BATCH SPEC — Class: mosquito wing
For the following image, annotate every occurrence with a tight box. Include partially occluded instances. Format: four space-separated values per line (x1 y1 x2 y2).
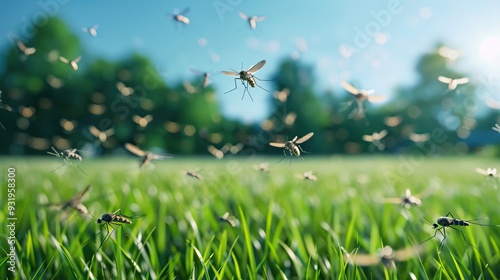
409 133 430 142
341 81 360 95
59 56 69 63
149 152 173 160
239 12 249 20
17 41 27 51
180 7 190 15
295 132 314 144
255 16 266 22
475 167 489 176
247 60 266 74
367 95 387 103
346 253 380 266
269 142 286 148
208 145 224 159
493 123 500 132
73 184 93 203
89 125 101 138
362 135 374 142
437 76 452 84
125 143 147 157
221 70 239 77
393 245 425 261
455 77 469 85
0 103 12 112
379 197 404 204
378 129 388 140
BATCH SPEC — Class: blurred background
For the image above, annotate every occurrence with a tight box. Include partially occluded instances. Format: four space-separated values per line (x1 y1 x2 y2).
1 0 500 156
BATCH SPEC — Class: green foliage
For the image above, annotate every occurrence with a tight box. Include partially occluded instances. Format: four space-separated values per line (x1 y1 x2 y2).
1 157 500 279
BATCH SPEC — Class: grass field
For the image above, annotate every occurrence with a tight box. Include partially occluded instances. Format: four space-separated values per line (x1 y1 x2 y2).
1 155 500 279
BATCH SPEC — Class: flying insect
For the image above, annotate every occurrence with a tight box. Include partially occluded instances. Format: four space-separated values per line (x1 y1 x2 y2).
222 60 268 101
269 132 314 165
125 143 172 167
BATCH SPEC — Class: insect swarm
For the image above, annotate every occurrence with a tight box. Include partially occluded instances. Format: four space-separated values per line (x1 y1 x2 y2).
222 59 268 101
269 132 314 166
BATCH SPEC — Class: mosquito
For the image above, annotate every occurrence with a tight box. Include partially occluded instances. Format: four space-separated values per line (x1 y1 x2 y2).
269 132 314 166
362 129 388 151
419 212 494 251
295 170 317 181
492 123 500 133
47 146 87 175
190 69 211 88
340 81 386 119
89 125 115 143
437 76 469 91
59 56 81 71
239 12 266 30
86 209 143 251
475 167 499 178
222 59 268 101
132 114 153 128
0 91 12 130
116 81 134 96
42 185 92 219
16 41 36 57
343 245 425 269
167 8 190 25
219 212 240 228
208 143 244 159
408 132 430 143
81 24 99 37
380 188 423 209
125 143 172 167
253 162 269 173
185 169 203 180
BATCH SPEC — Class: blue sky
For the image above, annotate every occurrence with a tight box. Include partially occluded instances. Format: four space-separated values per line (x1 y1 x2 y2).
1 0 500 123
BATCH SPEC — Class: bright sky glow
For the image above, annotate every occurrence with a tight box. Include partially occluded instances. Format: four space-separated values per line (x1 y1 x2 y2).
1 0 500 123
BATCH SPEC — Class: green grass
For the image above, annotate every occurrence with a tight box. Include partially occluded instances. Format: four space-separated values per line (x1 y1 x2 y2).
1 156 500 279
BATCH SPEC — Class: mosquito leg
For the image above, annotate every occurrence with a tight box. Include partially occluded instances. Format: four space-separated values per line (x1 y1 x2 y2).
97 224 116 252
276 155 286 164
241 81 253 101
419 228 439 245
77 162 88 176
298 145 310 154
256 83 270 92
445 212 455 219
223 78 240 95
438 228 446 252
